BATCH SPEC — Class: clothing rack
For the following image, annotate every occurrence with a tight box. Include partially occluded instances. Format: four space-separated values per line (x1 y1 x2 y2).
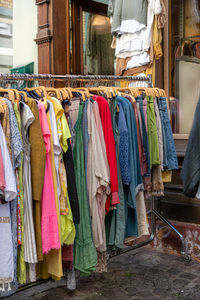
0 73 190 269
0 73 153 85
173 35 200 43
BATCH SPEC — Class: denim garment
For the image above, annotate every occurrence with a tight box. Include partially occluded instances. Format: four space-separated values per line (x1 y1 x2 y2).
117 96 142 237
180 97 200 197
117 96 142 206
136 96 151 176
106 97 126 250
116 102 131 185
158 97 178 170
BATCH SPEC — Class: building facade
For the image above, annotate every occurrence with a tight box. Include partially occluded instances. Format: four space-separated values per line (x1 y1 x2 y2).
0 0 13 73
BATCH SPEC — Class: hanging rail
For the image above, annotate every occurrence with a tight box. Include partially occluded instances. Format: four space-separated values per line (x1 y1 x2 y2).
0 73 152 83
0 72 189 262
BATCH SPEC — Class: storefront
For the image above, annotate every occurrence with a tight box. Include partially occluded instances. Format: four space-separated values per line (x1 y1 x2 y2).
0 0 200 296
34 0 200 226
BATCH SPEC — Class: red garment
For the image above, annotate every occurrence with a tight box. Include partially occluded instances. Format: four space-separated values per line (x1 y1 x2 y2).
93 95 120 210
62 245 73 270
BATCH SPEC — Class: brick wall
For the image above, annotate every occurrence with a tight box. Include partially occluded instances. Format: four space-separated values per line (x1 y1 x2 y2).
0 0 13 9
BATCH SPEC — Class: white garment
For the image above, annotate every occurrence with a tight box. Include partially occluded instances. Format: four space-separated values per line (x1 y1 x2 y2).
136 191 149 237
115 0 162 58
20 103 38 274
0 124 17 202
196 183 200 199
87 101 110 252
0 124 16 287
48 100 62 200
92 102 109 169
126 52 150 69
0 203 14 287
110 17 146 36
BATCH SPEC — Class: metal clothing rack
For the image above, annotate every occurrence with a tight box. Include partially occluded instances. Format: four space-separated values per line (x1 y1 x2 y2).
0 73 153 83
0 73 190 263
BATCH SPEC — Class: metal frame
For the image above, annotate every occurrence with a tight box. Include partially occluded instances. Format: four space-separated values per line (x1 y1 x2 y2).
108 196 190 261
0 73 153 84
0 73 189 263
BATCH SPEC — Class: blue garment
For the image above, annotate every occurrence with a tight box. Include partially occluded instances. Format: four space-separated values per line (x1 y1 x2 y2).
116 102 131 185
136 96 151 176
117 96 143 237
180 97 200 197
157 97 178 170
117 96 143 206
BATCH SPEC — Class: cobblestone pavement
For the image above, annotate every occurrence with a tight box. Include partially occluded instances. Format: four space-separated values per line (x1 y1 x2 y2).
5 248 200 300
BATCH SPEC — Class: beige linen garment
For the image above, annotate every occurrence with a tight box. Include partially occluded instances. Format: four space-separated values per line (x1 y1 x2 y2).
87 101 110 253
136 190 149 237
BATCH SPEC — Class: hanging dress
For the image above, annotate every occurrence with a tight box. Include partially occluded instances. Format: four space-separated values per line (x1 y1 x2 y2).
0 123 17 293
37 102 60 255
13 102 26 285
106 99 126 252
3 98 23 295
20 102 38 281
87 100 110 252
73 102 97 276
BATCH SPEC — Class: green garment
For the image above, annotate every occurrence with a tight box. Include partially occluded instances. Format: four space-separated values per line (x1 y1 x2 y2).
73 102 97 276
106 97 125 251
147 96 160 168
13 103 26 284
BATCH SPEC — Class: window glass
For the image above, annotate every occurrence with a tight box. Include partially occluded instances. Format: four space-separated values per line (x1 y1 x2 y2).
169 0 200 134
83 11 115 75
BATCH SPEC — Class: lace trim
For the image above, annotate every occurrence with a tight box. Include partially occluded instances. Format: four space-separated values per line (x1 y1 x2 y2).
0 217 10 223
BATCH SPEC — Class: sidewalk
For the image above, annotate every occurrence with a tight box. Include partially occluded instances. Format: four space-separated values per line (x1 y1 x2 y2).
5 248 200 300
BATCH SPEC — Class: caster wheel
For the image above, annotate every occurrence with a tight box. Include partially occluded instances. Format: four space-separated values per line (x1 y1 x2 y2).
182 253 191 262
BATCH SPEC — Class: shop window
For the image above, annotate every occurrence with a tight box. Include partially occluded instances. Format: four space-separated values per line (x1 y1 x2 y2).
83 12 115 75
70 0 115 75
169 0 200 134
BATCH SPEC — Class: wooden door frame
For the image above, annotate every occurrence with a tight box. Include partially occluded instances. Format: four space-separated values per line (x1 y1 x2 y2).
35 0 70 78
71 0 108 74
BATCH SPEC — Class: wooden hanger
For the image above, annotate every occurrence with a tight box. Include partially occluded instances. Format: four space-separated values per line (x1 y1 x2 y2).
70 88 86 101
9 88 21 102
19 91 28 103
75 87 90 98
64 87 73 99
0 88 15 103
89 86 110 99
46 87 61 100
60 88 69 100
26 86 47 98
